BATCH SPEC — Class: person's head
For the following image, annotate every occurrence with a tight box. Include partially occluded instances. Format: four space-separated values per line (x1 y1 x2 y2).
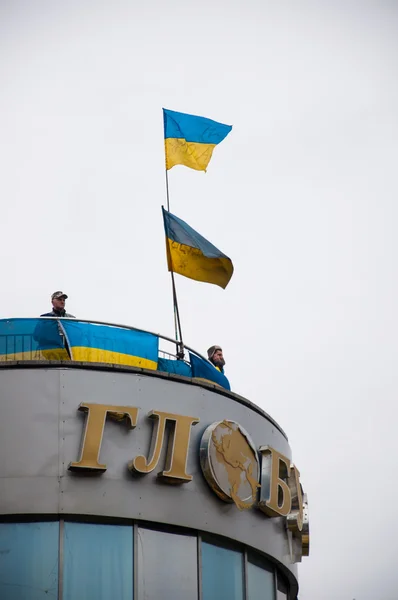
207 345 225 368
51 291 68 311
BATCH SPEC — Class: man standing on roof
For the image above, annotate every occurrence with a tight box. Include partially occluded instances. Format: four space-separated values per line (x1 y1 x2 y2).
207 345 226 374
35 291 75 360
41 291 75 318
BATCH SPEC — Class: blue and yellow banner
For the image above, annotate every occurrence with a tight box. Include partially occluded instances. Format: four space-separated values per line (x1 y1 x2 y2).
61 321 159 369
0 318 69 361
163 109 232 172
0 320 232 391
189 352 231 391
158 357 192 378
162 207 234 289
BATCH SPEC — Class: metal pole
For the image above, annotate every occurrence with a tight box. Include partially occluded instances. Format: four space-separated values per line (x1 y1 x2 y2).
164 169 184 358
171 270 184 358
165 167 171 212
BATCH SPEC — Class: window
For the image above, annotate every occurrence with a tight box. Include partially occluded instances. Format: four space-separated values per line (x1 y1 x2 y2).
63 521 133 600
136 527 197 600
247 559 274 600
0 521 59 600
202 540 244 600
0 519 288 600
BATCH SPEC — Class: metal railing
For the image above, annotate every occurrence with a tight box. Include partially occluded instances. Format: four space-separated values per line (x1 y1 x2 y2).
0 317 231 392
0 333 39 361
0 317 208 365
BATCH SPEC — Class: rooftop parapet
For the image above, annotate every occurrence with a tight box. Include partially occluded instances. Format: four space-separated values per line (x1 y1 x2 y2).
0 318 230 390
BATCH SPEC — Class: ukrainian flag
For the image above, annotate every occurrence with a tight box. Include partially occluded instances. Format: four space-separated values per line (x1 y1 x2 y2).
61 321 159 370
162 207 234 289
163 109 232 172
0 318 69 361
189 352 231 391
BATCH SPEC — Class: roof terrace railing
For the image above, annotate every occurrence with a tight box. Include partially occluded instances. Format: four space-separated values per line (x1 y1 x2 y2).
0 318 230 391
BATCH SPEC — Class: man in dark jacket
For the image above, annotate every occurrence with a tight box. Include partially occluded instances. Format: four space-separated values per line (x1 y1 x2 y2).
40 291 75 318
34 291 75 359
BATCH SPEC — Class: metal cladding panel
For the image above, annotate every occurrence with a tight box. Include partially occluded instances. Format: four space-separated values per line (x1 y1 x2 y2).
0 369 60 477
0 477 60 514
0 367 297 582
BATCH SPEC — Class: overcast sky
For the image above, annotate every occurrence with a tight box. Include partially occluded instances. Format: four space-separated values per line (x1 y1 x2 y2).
1 1 398 598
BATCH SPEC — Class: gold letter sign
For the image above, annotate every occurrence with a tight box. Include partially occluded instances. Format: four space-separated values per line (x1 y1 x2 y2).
69 403 139 472
258 446 292 517
287 464 304 533
129 410 199 483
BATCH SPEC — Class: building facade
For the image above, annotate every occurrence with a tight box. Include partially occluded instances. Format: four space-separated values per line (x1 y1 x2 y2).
0 320 309 600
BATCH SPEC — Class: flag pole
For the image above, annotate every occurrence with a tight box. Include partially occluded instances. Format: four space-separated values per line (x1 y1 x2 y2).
171 271 184 359
164 169 184 359
165 166 171 212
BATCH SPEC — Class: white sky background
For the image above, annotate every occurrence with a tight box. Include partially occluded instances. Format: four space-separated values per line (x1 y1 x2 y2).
1 1 398 598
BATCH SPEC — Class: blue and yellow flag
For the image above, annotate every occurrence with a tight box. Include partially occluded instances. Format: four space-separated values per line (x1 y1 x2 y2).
189 352 231 391
162 207 233 289
163 109 232 172
61 321 159 370
0 318 69 361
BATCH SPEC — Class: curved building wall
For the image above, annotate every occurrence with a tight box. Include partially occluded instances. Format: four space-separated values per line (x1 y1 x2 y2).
0 364 302 599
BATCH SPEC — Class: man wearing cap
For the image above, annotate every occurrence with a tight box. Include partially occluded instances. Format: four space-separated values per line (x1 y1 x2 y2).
40 291 75 318
207 345 226 374
33 292 75 360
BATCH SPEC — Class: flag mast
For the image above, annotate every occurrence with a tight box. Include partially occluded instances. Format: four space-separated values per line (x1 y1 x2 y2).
165 169 185 359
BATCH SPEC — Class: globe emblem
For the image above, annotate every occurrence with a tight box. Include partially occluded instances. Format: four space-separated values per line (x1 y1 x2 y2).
200 420 260 510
